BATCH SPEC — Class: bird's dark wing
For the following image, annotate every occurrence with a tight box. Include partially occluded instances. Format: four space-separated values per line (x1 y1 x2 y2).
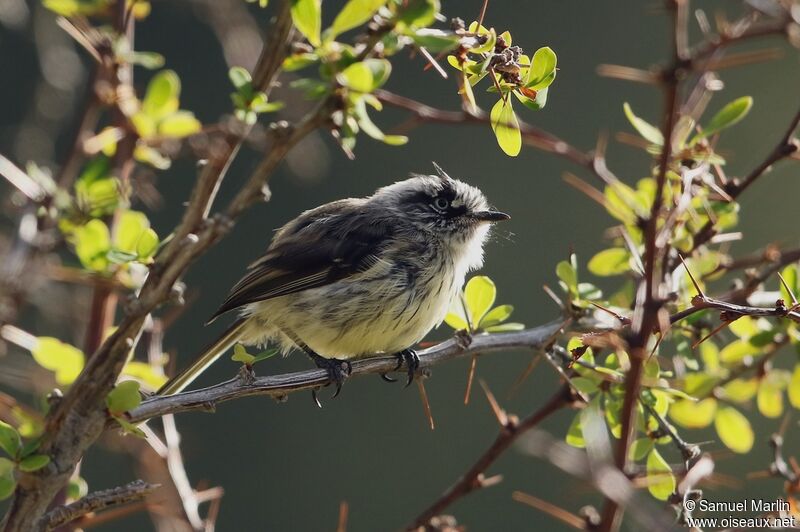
208 199 391 322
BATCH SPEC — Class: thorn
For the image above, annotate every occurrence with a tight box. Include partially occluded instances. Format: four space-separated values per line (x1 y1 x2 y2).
507 354 542 399
479 379 508 427
679 254 706 299
512 491 587 530
542 284 564 309
464 355 477 405
417 379 435 431
590 301 632 325
777 271 799 306
691 318 734 349
477 0 489 28
312 388 323 409
418 46 448 79
336 501 349 532
479 473 503 489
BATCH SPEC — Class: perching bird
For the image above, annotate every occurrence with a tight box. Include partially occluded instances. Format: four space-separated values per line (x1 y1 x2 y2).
159 163 509 403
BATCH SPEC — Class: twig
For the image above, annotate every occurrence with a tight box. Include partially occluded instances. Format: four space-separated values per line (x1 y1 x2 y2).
129 320 566 423
41 480 159 531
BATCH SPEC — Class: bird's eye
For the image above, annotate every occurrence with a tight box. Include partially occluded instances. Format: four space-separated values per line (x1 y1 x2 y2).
433 197 450 210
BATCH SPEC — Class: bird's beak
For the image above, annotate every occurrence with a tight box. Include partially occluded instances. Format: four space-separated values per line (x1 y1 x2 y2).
472 210 511 223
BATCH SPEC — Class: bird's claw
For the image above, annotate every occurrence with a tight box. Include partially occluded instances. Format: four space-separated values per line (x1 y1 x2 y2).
310 356 351 408
392 348 420 388
455 329 473 350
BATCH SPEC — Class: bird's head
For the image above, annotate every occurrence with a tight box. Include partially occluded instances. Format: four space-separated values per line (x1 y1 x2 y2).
370 163 510 245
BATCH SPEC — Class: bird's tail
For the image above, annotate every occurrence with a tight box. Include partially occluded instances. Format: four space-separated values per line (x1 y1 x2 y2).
158 318 249 396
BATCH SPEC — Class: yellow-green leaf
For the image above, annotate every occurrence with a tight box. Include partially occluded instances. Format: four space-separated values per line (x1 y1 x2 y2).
31 337 85 386
490 98 521 157
479 304 513 328
719 339 758 364
142 70 180 120
526 46 557 90
330 0 385 37
646 448 675 501
565 413 584 448
114 211 149 254
700 96 753 138
464 276 496 327
587 248 630 276
0 422 20 459
231 344 256 365
136 228 159 259
106 380 142 415
158 111 201 138
18 454 50 473
668 398 716 429
623 102 663 146
73 219 111 272
789 364 800 409
714 406 753 454
291 0 322 47
757 374 784 418
722 378 758 403
0 458 16 500
121 361 167 391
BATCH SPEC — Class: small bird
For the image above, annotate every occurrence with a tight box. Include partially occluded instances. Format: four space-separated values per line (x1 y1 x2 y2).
159 163 509 403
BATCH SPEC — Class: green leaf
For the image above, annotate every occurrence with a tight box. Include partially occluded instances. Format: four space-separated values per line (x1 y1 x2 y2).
136 228 159 259
291 0 322 47
113 417 145 438
479 305 513 329
483 322 525 332
158 111 202 138
67 476 88 500
526 46 557 90
231 344 256 365
31 337 85 386
556 260 577 294
571 377 599 395
719 339 758 364
700 96 753 138
73 219 111 272
0 458 16 500
228 66 252 92
623 103 664 146
629 438 654 462
646 448 675 501
252 348 280 364
714 406 754 454
18 454 50 473
757 373 784 418
106 380 142 415
587 248 630 276
410 29 460 53
669 398 716 428
565 413 585 448
789 364 800 409
142 71 181 120
396 0 439 29
330 0 385 37
464 276 496 327
121 361 167 391
0 422 20 459
490 98 521 156
780 264 798 305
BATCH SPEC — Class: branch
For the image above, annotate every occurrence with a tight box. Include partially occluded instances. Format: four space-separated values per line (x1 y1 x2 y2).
599 2 686 530
686 106 800 257
373 89 618 185
40 480 159 531
129 320 567 423
407 383 574 530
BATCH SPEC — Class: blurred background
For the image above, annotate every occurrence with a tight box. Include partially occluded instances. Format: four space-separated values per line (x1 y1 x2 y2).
1 0 799 530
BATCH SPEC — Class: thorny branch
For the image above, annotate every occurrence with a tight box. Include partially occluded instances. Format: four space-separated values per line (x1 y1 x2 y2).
40 479 159 531
129 320 566 423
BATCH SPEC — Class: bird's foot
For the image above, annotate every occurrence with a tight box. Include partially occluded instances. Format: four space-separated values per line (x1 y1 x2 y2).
381 348 419 387
455 329 473 350
309 354 352 408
